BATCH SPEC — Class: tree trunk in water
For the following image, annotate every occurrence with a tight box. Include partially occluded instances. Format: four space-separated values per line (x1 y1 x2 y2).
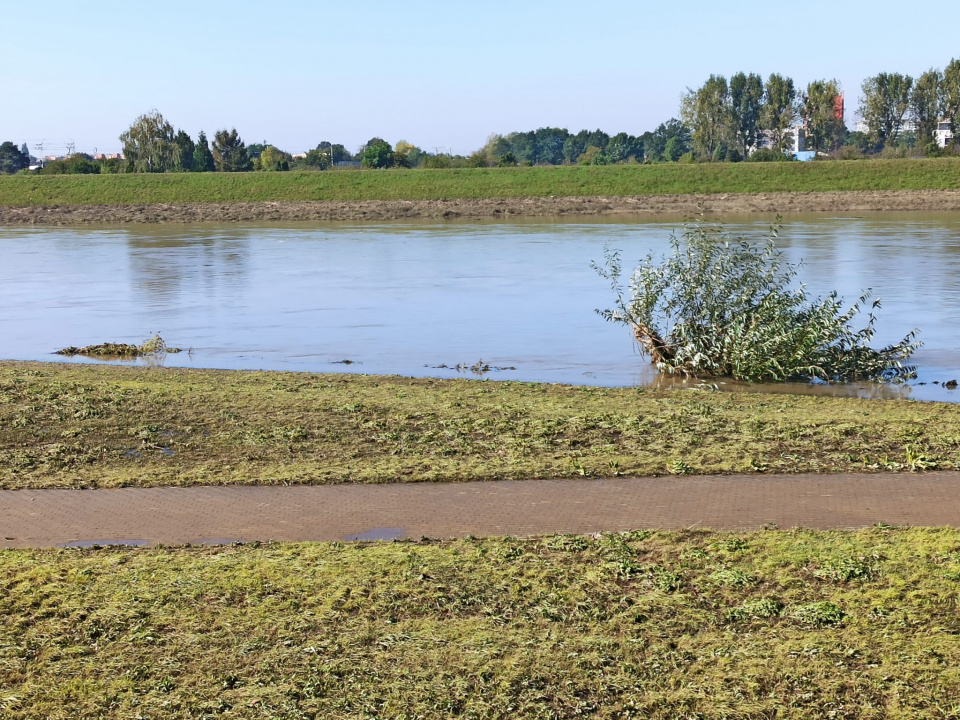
632 323 675 365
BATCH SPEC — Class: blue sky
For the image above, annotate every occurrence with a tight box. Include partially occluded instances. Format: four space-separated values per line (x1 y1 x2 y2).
3 0 956 156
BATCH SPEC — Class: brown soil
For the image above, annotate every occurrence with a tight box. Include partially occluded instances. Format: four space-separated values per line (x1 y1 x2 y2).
1 190 959 225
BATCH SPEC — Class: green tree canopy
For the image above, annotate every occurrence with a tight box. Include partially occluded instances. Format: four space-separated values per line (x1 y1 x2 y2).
944 58 960 134
0 141 29 174
804 79 846 152
41 154 101 175
859 72 914 149
641 119 690 162
605 132 642 163
258 145 291 171
681 75 731 158
212 129 252 172
119 110 178 173
192 131 215 172
911 69 944 147
729 72 764 156
761 74 798 152
172 130 195 172
361 139 394 168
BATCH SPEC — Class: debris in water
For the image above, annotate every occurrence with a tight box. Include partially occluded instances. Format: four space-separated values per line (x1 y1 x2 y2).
56 334 182 359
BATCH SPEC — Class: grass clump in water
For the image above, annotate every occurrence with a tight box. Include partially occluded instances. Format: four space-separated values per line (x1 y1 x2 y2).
56 334 182 359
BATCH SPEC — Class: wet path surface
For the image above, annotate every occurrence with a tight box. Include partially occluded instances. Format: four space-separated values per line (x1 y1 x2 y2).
3 472 960 548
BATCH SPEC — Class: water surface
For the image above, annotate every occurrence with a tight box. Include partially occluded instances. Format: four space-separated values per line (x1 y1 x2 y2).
2 213 959 401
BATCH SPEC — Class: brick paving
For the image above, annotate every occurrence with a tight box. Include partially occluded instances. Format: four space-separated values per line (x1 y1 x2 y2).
3 472 960 549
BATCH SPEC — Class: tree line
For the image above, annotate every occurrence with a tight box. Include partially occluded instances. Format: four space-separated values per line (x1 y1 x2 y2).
681 73 846 160
858 60 960 152
3 62 959 177
679 58 960 161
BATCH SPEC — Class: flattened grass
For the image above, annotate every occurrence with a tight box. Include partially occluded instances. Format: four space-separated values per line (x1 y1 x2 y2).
2 361 960 490
4 528 960 718
1 159 959 207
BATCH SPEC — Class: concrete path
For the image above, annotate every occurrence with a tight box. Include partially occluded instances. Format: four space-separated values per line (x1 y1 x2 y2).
3 472 960 548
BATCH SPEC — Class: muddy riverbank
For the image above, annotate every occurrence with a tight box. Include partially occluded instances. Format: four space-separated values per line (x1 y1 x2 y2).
2 189 959 224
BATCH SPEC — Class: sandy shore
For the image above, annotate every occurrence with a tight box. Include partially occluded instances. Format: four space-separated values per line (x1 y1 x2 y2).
2 190 960 224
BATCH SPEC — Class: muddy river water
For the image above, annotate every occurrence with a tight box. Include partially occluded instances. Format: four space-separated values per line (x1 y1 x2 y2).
2 213 959 402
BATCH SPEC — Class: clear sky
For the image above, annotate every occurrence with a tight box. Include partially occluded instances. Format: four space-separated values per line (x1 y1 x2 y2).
2 0 956 156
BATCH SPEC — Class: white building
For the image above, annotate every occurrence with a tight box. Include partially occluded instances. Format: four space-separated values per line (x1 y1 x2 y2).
936 120 954 148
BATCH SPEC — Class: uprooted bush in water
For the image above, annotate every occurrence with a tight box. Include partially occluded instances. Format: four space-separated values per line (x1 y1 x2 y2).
56 334 182 359
594 220 920 383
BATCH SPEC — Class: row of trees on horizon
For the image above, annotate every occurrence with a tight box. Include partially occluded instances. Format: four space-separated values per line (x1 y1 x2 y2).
1 57 958 175
681 59 960 161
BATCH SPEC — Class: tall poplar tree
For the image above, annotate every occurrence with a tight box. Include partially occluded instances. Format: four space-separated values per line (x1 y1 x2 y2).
761 74 797 152
911 69 944 147
804 79 846 152
192 131 215 172
859 72 914 148
944 58 960 135
729 72 764 157
681 74 730 158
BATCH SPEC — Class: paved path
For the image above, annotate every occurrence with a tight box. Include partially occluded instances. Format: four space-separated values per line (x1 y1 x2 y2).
3 472 960 548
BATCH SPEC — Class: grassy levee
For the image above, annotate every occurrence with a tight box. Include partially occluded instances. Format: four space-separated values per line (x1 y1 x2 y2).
5 528 960 717
2 361 959 490
2 158 960 206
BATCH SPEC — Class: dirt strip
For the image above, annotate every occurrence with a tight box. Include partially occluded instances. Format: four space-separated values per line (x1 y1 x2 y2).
2 472 958 548
2 189 960 224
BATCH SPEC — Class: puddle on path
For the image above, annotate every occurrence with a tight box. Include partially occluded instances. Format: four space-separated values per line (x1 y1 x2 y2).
186 537 247 545
344 527 406 541
59 538 150 548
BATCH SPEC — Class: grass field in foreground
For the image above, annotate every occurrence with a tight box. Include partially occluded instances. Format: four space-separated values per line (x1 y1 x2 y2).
1 159 959 207
4 528 960 718
2 361 959 490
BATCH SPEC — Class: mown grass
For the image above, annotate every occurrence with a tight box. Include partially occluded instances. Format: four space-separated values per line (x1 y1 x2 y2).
1 159 959 206
4 528 960 718
2 361 959 490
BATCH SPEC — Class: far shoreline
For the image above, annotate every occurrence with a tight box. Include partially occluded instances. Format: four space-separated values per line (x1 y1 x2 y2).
2 189 960 225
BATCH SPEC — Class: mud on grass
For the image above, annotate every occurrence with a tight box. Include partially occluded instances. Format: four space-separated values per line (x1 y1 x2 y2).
2 361 960 489
3 527 960 718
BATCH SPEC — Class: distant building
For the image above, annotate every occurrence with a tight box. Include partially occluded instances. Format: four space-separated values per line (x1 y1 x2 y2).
787 126 805 153
936 120 954 148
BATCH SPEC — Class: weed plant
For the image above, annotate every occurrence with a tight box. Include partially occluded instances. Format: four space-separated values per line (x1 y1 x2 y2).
596 221 920 382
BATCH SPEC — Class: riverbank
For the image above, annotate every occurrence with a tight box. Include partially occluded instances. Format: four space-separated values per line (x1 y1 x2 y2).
2 361 959 490
1 160 959 223
5 527 960 717
2 189 960 224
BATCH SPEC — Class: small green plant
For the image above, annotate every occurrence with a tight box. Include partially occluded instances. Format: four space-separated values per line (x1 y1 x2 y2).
726 597 784 621
813 555 880 583
790 601 847 627
595 220 920 383
710 568 757 587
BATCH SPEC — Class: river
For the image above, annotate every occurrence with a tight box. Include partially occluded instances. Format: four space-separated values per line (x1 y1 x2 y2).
2 213 958 401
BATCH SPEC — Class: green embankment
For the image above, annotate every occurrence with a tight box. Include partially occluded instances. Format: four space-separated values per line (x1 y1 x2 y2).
1 362 958 490
4 528 960 718
1 159 959 206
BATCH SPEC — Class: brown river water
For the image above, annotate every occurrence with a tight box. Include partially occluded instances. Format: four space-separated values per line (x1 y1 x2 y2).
2 213 959 402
